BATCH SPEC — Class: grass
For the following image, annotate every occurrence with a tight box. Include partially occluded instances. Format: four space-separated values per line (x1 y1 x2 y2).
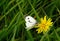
0 0 60 41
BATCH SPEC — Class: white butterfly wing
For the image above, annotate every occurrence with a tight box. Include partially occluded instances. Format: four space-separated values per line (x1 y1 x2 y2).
25 16 37 30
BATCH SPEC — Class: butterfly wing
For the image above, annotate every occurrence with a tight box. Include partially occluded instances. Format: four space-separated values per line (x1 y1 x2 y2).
25 16 37 30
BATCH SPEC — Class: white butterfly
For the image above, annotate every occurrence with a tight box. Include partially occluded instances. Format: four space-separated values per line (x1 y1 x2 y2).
25 16 37 31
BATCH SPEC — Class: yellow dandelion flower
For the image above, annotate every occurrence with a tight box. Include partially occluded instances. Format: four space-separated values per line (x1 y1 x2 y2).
36 16 53 34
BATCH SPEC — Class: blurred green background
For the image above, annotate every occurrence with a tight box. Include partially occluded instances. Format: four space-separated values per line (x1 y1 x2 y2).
0 0 60 41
